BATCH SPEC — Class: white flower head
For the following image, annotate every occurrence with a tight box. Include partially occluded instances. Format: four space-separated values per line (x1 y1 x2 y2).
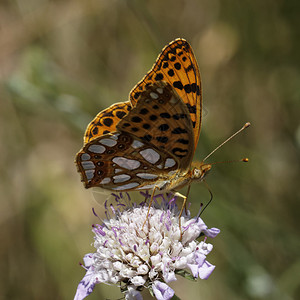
74 192 220 300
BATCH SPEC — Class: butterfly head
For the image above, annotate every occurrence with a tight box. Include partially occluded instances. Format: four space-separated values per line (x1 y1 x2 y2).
190 161 211 182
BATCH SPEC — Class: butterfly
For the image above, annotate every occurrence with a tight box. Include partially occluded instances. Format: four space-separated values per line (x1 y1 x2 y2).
76 39 212 193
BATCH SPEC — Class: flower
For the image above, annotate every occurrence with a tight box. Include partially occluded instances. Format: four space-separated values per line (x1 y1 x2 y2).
74 192 220 300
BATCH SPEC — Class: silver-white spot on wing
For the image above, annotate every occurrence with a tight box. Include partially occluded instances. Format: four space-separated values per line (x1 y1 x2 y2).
112 182 140 190
170 96 179 104
139 149 160 164
85 170 95 180
88 144 105 154
150 92 158 99
132 140 144 149
136 173 158 180
156 87 163 94
115 169 123 174
112 157 141 170
113 174 131 183
136 184 156 190
81 153 91 161
99 138 117 147
110 133 120 140
81 161 95 170
100 177 111 184
165 158 176 168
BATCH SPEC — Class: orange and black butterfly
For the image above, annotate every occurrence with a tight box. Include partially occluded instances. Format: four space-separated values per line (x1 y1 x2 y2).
76 39 212 192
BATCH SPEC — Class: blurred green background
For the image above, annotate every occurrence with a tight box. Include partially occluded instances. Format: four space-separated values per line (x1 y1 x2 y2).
1 0 299 299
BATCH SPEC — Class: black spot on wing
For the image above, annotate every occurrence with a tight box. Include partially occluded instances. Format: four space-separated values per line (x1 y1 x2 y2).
185 63 194 72
168 69 175 77
191 83 197 93
172 127 188 134
141 134 152 142
139 108 149 115
156 136 168 143
184 84 192 93
92 127 98 135
155 73 164 81
149 115 158 121
134 92 140 99
177 138 189 145
158 124 169 131
160 113 171 118
173 113 187 120
131 116 142 123
172 147 188 158
174 62 181 70
103 118 113 127
186 103 196 114
116 111 127 119
173 81 184 90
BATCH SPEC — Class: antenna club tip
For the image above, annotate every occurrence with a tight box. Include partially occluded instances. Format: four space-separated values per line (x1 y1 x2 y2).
244 122 251 128
242 158 249 162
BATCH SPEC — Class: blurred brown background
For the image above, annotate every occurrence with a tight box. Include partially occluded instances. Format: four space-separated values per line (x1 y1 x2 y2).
1 0 299 299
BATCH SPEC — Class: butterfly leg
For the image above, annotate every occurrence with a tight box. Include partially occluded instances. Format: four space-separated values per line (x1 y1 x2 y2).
174 184 191 238
142 185 159 229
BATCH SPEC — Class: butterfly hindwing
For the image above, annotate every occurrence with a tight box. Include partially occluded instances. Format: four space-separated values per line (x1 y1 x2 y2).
76 131 179 191
130 39 202 152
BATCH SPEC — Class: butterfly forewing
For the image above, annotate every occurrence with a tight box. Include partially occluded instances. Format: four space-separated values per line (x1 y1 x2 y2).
118 81 194 170
130 39 202 151
84 101 131 144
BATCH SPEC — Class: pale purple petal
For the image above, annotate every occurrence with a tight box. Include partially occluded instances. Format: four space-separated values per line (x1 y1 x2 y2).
152 281 174 300
82 254 94 267
187 263 199 278
195 252 206 264
203 227 220 238
198 261 215 279
125 286 143 300
195 218 208 231
74 268 96 300
163 270 177 283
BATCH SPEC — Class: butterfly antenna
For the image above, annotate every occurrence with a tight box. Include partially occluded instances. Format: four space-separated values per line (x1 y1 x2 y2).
197 180 213 218
203 122 251 162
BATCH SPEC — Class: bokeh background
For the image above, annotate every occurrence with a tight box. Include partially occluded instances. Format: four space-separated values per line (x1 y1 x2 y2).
1 0 299 299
